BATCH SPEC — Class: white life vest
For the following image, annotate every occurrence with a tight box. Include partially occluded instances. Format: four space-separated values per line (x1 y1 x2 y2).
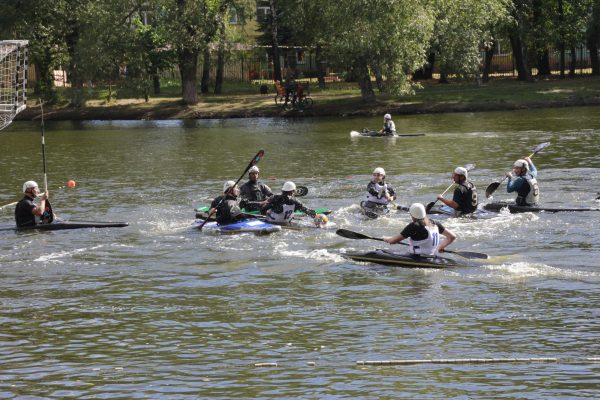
409 224 440 256
266 203 296 223
366 182 389 205
516 175 539 206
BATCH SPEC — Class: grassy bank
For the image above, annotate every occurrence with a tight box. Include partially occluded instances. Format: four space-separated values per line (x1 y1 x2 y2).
17 76 600 121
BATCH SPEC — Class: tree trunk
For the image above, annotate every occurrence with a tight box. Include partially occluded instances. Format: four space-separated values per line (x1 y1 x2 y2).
214 20 226 94
201 47 210 94
355 60 375 102
269 0 282 82
590 40 599 76
153 73 160 95
372 58 385 92
65 19 84 107
178 47 198 105
509 32 531 81
569 46 577 76
536 49 551 77
413 51 435 80
482 40 496 83
559 43 566 78
316 44 325 88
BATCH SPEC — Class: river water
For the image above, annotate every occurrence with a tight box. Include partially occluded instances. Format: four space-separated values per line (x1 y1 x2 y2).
1 107 599 398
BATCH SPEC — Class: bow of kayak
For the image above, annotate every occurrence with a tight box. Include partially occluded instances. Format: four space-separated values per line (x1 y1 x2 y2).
193 219 282 235
483 202 600 213
0 221 129 232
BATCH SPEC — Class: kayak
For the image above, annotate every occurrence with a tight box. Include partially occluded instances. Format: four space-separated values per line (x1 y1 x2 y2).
350 129 425 138
483 202 600 213
396 204 496 219
194 206 331 221
343 249 461 268
360 201 389 219
193 219 282 235
0 221 129 232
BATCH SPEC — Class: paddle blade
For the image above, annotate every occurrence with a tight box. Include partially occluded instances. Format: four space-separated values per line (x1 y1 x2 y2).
425 201 436 212
336 228 383 241
295 185 308 197
532 142 550 154
446 249 489 260
485 181 501 198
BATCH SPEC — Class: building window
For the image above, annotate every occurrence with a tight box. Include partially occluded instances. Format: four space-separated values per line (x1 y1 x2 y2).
257 6 270 22
229 8 238 24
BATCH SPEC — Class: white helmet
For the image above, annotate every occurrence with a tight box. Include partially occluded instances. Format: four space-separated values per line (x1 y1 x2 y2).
454 167 468 178
23 180 38 193
513 159 529 170
384 113 391 120
223 180 236 192
282 181 296 192
409 203 426 219
373 167 386 176
249 166 259 174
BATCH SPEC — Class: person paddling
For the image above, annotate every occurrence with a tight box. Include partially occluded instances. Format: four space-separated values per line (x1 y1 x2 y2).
436 167 478 216
15 181 51 227
263 181 316 224
379 113 396 136
365 167 396 206
506 157 539 206
239 166 273 212
383 203 456 256
209 181 249 225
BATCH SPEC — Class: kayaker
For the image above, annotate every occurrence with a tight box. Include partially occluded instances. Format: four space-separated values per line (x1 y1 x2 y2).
383 203 456 256
14 180 50 227
365 167 396 206
436 166 478 215
506 157 539 206
239 166 273 211
209 181 249 225
379 114 396 136
263 181 316 224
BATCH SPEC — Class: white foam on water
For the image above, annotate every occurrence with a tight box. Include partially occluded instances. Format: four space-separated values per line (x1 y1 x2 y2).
479 261 600 280
34 244 105 263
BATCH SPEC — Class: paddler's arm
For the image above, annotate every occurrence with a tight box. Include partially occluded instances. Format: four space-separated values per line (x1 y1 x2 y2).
437 187 459 209
33 190 49 216
384 233 406 244
437 225 456 253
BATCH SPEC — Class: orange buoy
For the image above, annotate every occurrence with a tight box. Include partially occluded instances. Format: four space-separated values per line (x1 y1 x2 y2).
67 180 76 188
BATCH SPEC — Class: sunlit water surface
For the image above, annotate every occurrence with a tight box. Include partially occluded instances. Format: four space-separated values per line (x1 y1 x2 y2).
1 107 599 398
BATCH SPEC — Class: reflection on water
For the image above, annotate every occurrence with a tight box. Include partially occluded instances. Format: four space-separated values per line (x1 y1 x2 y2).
1 107 599 398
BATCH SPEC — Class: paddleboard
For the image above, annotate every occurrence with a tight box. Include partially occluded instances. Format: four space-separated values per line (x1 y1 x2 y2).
0 221 129 232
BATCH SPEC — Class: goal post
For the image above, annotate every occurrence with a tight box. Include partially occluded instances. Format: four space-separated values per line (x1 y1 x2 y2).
0 40 28 131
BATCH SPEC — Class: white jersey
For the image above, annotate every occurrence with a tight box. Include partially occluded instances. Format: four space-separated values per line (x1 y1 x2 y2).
366 182 390 205
409 224 440 256
266 203 296 223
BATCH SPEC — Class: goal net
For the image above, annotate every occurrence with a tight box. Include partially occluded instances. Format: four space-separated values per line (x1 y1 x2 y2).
0 40 28 131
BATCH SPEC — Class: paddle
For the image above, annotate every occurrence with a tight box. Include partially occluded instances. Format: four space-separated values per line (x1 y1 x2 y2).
425 164 475 212
335 228 489 260
485 142 550 198
0 201 18 211
39 101 54 224
197 150 265 231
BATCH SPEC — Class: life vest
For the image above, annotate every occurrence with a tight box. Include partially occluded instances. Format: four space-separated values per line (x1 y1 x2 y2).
366 182 390 205
457 181 478 214
383 121 395 134
409 224 440 256
515 174 539 206
266 203 296 223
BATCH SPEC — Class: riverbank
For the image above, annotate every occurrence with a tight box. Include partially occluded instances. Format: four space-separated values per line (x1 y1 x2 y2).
16 76 600 121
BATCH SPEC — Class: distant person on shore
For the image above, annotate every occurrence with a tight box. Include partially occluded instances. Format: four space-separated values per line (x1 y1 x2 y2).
263 181 316 224
384 203 456 256
209 181 249 225
284 69 297 106
436 166 478 215
506 157 539 206
365 167 396 206
379 113 396 136
240 166 273 212
15 181 50 227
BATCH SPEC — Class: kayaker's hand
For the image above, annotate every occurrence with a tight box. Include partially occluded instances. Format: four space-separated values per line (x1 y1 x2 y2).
437 194 444 201
505 172 513 178
383 236 392 244
40 191 49 201
438 247 445 253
